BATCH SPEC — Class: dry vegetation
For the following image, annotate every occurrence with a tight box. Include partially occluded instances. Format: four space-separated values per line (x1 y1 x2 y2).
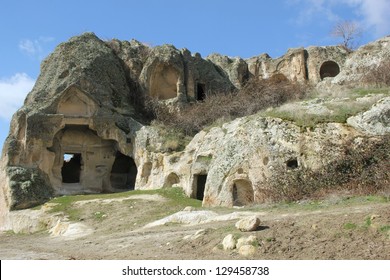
144 76 307 136
262 136 390 202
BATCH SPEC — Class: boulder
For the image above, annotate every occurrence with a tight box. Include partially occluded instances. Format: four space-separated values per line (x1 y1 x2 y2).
238 245 257 257
236 235 258 249
222 234 237 250
235 216 261 232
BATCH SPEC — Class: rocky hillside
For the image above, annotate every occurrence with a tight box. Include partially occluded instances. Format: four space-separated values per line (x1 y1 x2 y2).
1 33 389 231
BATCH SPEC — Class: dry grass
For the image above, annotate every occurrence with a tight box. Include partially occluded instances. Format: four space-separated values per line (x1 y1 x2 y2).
145 77 307 136
261 136 390 202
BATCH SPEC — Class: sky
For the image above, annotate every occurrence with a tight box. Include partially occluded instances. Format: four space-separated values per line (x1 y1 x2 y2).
1 0 390 150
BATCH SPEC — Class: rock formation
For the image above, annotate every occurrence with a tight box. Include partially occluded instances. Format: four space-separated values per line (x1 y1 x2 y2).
1 33 389 230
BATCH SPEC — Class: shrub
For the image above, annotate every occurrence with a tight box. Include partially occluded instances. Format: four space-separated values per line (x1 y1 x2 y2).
144 78 307 136
262 136 390 202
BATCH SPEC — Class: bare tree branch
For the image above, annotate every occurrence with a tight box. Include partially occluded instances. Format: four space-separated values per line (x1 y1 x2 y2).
331 20 363 51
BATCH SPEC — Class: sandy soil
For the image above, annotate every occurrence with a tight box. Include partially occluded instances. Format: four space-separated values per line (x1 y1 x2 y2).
0 194 389 260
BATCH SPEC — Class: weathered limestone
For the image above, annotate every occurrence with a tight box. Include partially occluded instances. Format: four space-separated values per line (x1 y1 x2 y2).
222 234 237 250
236 235 258 249
1 32 389 232
347 97 390 135
238 245 257 257
332 36 390 86
235 217 261 232
207 54 249 89
246 46 347 85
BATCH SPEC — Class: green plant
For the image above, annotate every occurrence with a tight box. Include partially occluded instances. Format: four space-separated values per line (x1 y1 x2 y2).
265 237 276 242
353 87 390 96
93 211 107 220
380 225 390 233
46 188 202 222
364 217 372 228
344 223 357 230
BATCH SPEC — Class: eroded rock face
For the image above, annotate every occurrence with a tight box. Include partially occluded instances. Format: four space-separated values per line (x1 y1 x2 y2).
347 97 390 135
0 34 138 214
246 46 347 84
0 33 389 229
329 36 390 87
134 109 388 208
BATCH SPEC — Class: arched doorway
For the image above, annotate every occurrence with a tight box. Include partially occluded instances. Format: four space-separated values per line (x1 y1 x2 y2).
320 61 340 79
232 179 254 206
110 152 137 190
164 173 180 188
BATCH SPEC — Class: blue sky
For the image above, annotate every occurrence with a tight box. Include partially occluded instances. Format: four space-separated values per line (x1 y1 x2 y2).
1 0 390 150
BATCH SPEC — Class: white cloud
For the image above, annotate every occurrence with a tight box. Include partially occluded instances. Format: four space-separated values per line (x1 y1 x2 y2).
347 0 390 36
19 39 41 55
290 0 390 37
0 73 35 121
289 0 341 24
19 37 55 58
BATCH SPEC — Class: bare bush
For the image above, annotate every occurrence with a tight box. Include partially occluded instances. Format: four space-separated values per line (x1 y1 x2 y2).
264 136 390 202
145 78 307 136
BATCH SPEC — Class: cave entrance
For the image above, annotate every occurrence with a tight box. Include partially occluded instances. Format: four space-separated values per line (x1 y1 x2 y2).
164 173 180 188
232 179 254 206
110 152 137 190
194 174 207 200
196 83 206 101
62 153 82 183
320 61 340 79
286 158 299 169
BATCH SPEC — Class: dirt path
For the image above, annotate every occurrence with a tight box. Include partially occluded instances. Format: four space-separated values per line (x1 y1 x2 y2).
0 195 389 260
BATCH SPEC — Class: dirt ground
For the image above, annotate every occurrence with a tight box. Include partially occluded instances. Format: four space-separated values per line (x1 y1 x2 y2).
0 193 389 260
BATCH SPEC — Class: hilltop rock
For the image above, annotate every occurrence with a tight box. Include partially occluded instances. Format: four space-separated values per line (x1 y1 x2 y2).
332 36 390 86
247 46 347 84
207 54 249 89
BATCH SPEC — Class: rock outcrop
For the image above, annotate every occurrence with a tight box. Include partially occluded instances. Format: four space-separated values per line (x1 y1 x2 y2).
1 33 389 231
246 46 348 84
347 97 390 135
328 36 390 86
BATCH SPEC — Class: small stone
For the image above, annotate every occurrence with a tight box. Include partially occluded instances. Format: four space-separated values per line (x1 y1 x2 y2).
222 234 236 250
235 216 261 232
183 206 196 212
370 214 380 220
238 245 257 256
236 235 258 249
183 229 206 240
